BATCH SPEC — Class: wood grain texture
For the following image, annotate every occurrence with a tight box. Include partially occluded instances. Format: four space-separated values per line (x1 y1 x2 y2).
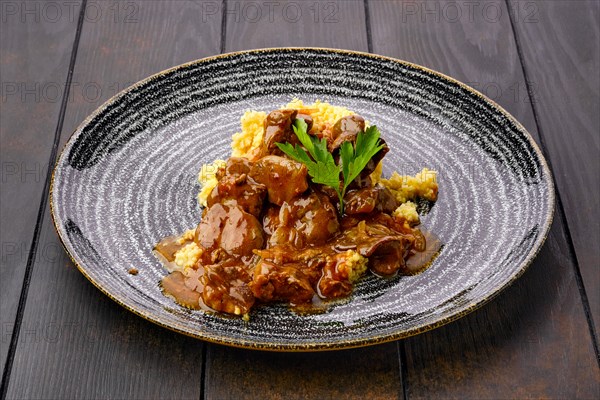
224 0 369 51
0 4 80 380
508 0 600 334
57 0 223 148
205 343 402 400
5 1 222 398
403 217 600 399
368 0 600 398
7 206 205 400
4 0 598 398
203 2 405 400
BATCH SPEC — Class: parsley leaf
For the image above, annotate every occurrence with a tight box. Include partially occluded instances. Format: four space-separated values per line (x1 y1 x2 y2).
276 118 384 214
341 126 385 191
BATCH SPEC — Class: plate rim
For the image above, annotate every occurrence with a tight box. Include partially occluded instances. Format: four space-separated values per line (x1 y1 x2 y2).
49 47 556 351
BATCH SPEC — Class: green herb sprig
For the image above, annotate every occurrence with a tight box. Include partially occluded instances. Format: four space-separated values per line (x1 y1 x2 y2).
276 118 384 214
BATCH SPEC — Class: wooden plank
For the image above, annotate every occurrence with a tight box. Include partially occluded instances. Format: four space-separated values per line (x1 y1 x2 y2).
205 344 402 400
403 218 600 399
0 2 80 381
8 206 206 400
368 0 600 398
508 0 600 335
224 0 369 51
5 1 222 398
205 2 405 400
57 0 223 146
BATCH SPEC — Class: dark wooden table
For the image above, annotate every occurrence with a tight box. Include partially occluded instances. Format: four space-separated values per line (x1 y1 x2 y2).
1 1 599 398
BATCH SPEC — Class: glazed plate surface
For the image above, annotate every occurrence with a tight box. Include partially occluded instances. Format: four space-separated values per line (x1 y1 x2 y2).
51 48 554 350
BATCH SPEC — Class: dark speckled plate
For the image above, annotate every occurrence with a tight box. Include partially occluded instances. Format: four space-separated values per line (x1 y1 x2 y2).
50 48 554 351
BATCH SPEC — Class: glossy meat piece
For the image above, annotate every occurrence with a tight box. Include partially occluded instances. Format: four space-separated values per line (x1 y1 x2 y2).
262 109 298 155
210 157 267 217
262 205 280 236
360 138 389 177
334 220 414 276
344 188 377 215
251 259 315 304
376 185 398 213
318 258 354 299
296 112 313 132
269 192 340 248
215 157 253 180
340 211 399 230
254 243 305 264
318 250 368 299
254 244 366 300
330 115 365 148
207 173 266 217
310 175 372 209
195 203 264 264
344 185 398 215
310 183 342 207
366 240 406 276
340 212 426 252
377 213 426 249
200 259 255 315
328 115 366 153
327 115 389 180
250 155 309 206
254 244 326 284
330 132 358 154
334 114 365 135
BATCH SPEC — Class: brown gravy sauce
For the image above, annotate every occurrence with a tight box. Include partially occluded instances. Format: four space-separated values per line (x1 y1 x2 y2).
155 229 442 315
160 271 201 310
404 230 443 275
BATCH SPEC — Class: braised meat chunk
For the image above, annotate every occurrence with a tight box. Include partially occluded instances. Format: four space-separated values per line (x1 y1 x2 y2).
158 104 440 319
201 259 255 315
195 203 264 264
261 109 298 156
250 155 309 206
335 221 415 277
208 157 267 217
216 157 253 179
268 192 339 248
329 115 366 153
344 185 398 215
208 174 266 218
251 260 316 304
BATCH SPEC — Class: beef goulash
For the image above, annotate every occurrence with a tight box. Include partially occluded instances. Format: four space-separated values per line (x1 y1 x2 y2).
154 100 440 320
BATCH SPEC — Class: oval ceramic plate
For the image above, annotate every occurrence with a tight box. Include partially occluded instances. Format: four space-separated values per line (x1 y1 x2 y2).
51 48 554 351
